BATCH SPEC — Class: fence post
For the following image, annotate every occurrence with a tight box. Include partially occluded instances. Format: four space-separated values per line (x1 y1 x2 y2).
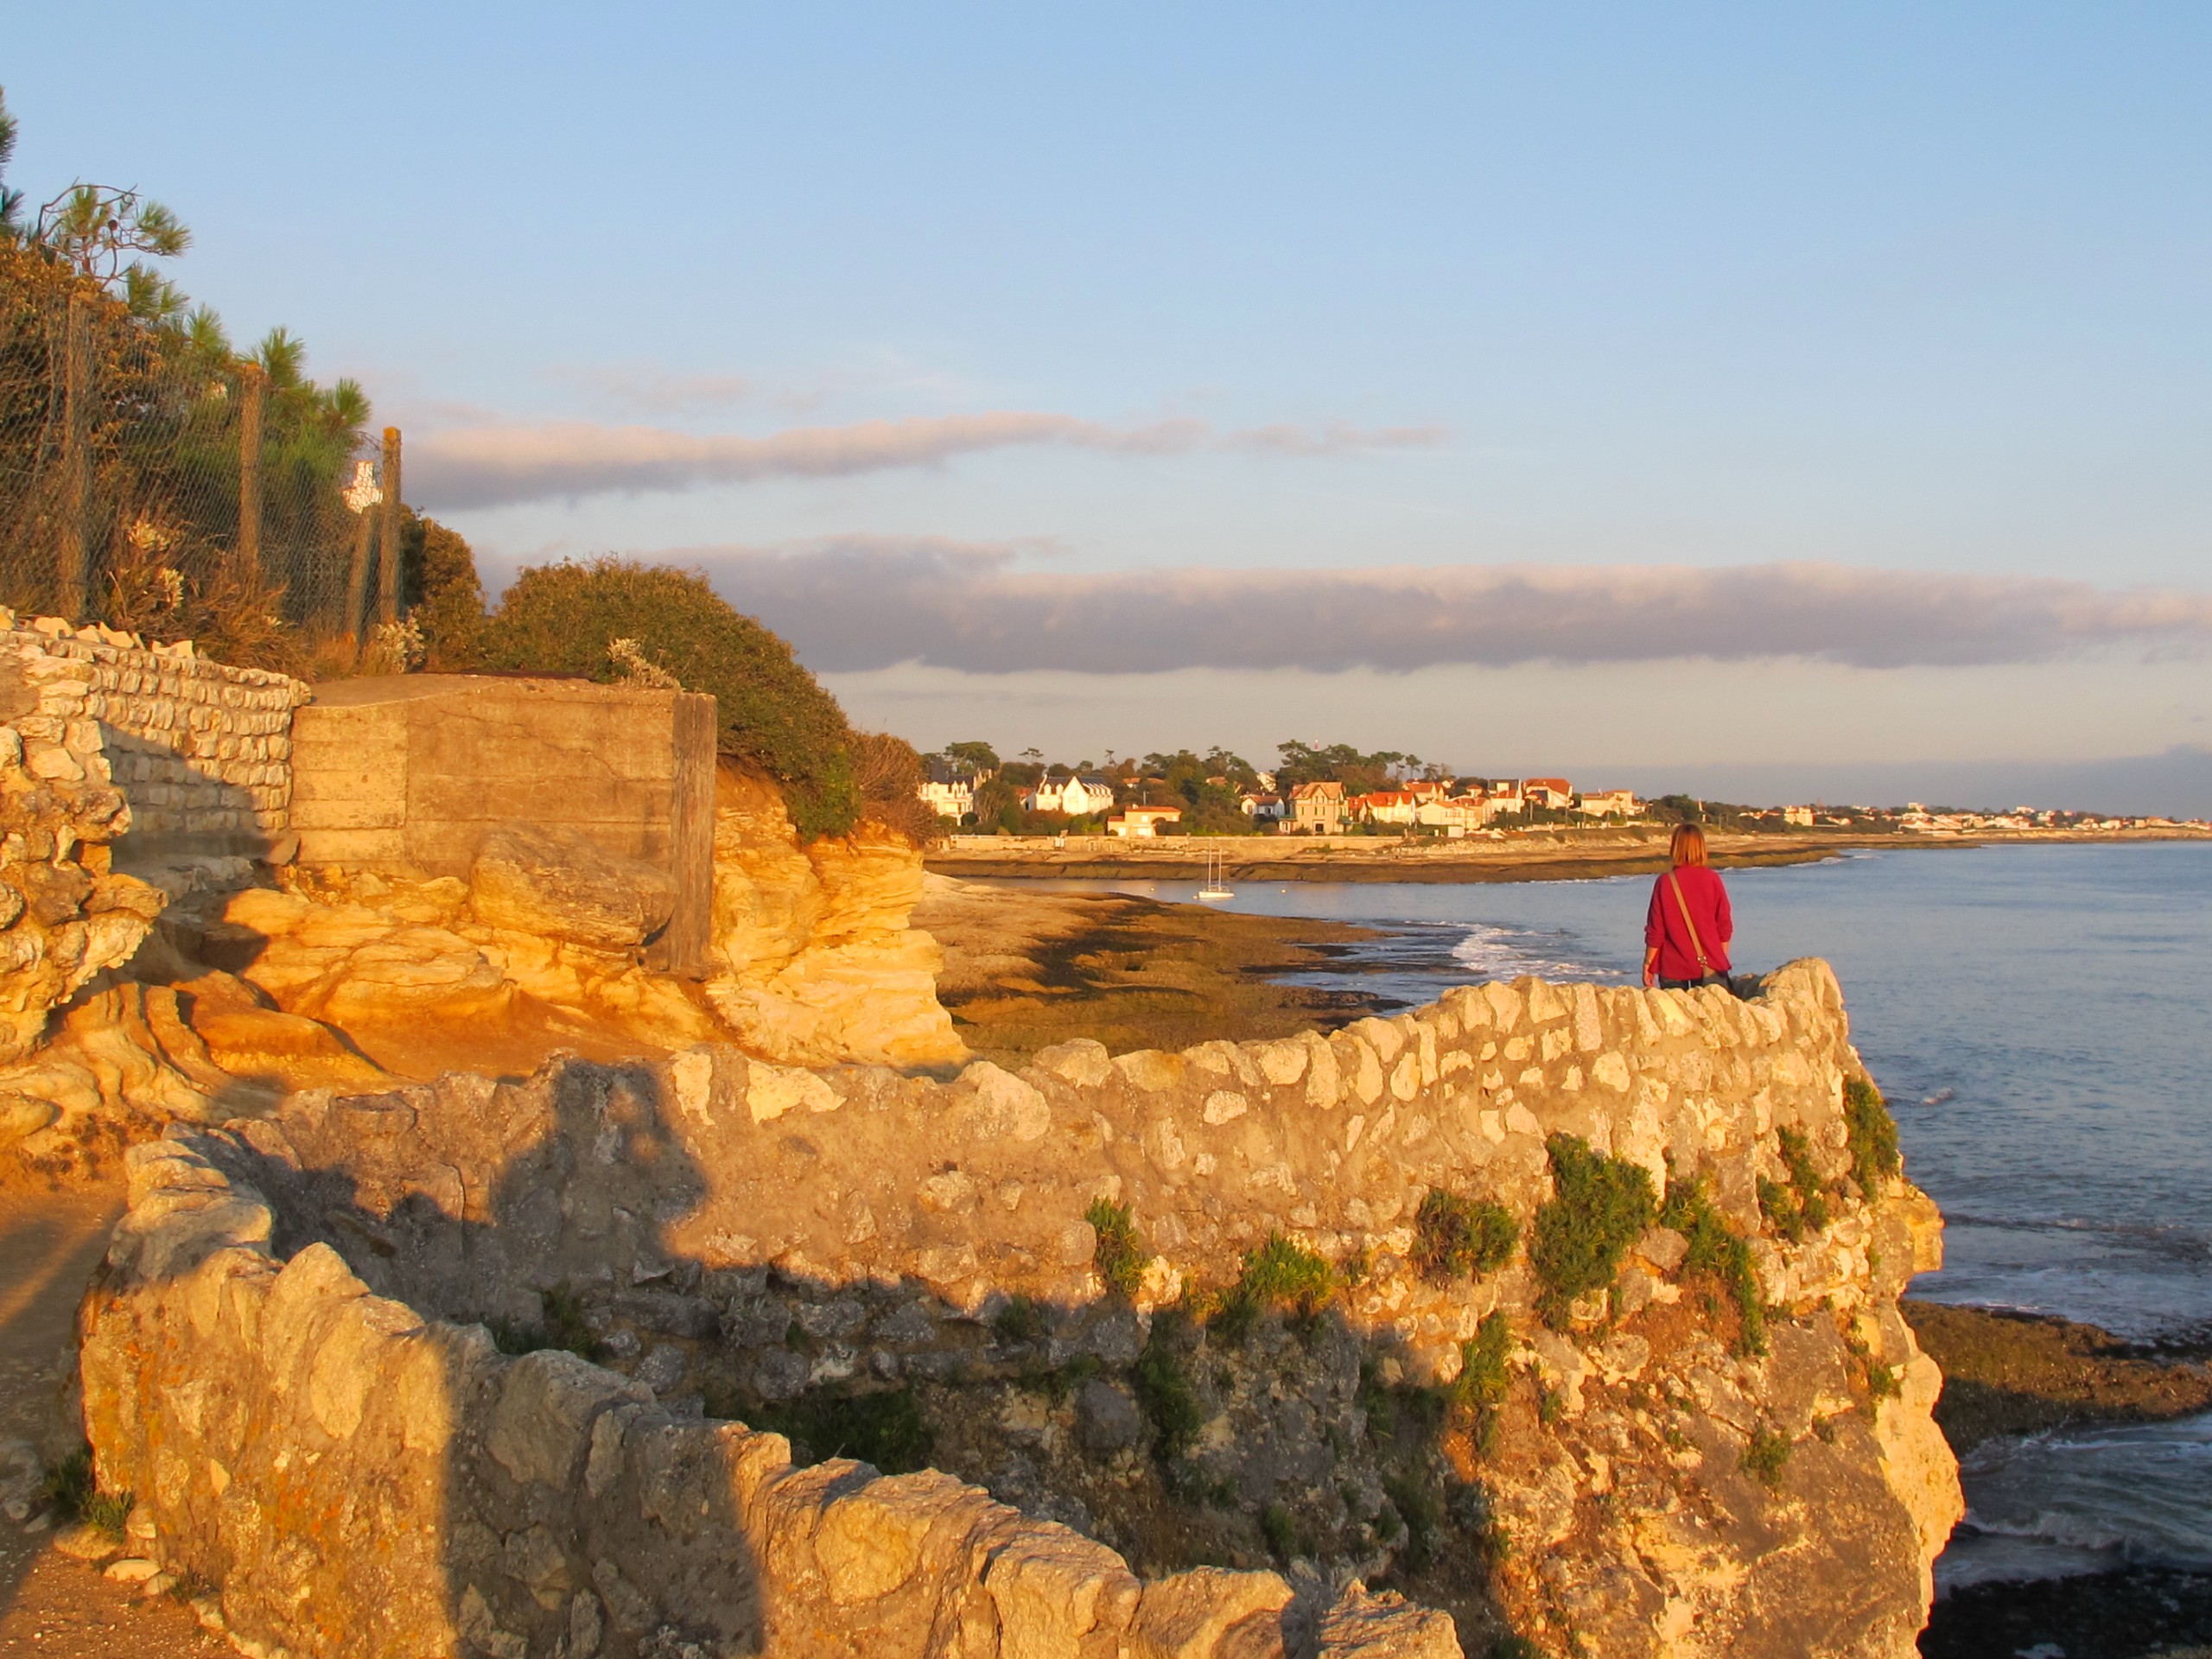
238 362 265 580
377 425 402 627
346 498 376 649
58 292 92 620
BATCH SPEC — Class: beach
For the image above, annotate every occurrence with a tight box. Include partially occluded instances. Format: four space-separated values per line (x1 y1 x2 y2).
926 823 2209 887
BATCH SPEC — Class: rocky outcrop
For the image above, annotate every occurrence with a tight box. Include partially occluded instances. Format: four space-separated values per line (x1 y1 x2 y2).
78 962 1959 1657
703 768 964 1069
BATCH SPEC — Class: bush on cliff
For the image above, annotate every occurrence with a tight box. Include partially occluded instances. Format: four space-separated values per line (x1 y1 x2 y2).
1660 1176 1766 1356
1413 1187 1520 1281
476 558 862 838
1844 1077 1901 1196
1530 1134 1655 1329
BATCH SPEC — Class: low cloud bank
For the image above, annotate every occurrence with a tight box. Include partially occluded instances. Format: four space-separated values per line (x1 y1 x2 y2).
677 539 2212 672
412 413 1441 507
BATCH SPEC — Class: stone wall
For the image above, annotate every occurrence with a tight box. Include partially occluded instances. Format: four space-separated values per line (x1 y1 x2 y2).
78 962 1961 1657
289 677 718 973
0 612 312 870
84 1133 1456 1659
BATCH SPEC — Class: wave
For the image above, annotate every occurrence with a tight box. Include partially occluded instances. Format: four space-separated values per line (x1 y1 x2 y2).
1940 1414 2212 1589
1448 922 1627 983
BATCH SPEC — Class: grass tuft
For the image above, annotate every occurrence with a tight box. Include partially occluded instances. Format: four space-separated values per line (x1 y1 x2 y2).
1260 1501 1310 1563
1660 1176 1766 1356
1742 1427 1792 1489
753 1388 933 1473
1412 1188 1520 1282
1087 1198 1147 1297
1758 1125 1832 1243
488 1282 607 1361
1530 1134 1656 1328
1135 1309 1205 1459
1844 1077 1901 1196
1210 1233 1334 1344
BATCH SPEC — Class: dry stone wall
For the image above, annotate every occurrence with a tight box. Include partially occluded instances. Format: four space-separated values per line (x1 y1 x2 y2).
0 612 311 868
79 961 1961 1658
84 1132 1456 1659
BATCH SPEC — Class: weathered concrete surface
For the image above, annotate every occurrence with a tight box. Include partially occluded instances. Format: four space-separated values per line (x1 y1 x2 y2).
289 675 717 971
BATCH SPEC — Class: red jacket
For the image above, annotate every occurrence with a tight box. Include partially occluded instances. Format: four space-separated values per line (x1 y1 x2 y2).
1645 865 1732 981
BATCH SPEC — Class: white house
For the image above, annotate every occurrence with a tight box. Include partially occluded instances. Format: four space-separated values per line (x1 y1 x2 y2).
1023 774 1117 816
1578 789 1639 819
1240 791 1287 823
917 777 974 819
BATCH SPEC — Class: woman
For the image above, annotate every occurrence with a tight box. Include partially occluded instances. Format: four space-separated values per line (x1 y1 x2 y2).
1643 823 1732 989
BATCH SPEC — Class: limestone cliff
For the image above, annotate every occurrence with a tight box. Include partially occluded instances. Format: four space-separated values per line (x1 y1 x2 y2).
703 766 965 1068
77 960 1960 1658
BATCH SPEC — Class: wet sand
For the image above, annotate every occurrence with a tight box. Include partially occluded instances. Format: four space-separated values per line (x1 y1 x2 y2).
913 874 1393 1068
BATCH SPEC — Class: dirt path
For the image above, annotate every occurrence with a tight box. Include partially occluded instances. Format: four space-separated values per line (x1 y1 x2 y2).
0 1179 227 1657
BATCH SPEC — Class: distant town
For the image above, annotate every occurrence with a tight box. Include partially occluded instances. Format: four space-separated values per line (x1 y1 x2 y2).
914 740 2207 839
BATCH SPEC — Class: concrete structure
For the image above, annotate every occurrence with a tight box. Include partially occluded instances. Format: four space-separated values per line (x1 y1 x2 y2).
289 677 717 974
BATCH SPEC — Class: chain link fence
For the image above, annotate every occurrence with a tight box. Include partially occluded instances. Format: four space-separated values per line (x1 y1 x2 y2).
0 253 401 659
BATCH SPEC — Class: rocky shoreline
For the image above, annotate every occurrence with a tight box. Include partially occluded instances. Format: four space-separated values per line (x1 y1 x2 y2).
1908 1301 2212 1656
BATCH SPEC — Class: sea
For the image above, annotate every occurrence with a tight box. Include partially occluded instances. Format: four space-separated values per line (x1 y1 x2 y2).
1001 843 2212 1590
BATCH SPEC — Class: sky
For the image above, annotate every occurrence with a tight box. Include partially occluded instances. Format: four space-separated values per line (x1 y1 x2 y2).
9 4 2212 810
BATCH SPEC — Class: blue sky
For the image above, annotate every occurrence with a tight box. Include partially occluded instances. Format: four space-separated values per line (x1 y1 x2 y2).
9 5 2211 806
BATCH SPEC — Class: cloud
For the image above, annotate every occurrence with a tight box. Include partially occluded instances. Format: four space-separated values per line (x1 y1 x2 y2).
543 364 753 415
664 539 2212 672
410 412 1443 507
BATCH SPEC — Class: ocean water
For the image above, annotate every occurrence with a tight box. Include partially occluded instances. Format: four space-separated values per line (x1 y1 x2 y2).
1001 842 2212 1583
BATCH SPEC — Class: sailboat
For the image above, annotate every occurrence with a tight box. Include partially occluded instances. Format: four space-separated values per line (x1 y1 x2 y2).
1196 849 1234 903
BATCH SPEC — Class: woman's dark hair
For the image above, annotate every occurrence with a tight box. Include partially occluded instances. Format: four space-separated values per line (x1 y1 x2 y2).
1669 823 1709 868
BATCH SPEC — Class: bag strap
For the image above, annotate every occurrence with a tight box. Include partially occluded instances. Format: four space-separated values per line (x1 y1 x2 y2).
1667 871 1713 974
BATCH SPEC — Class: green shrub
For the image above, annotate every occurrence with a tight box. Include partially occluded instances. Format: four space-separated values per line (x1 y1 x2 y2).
1448 1310 1516 1455
1209 1234 1334 1344
1412 1188 1520 1281
1529 1135 1656 1328
1660 1177 1766 1356
1382 1471 1442 1569
1087 1198 1146 1297
992 1294 1046 1345
1451 1312 1513 1412
477 557 861 838
755 1388 932 1473
1260 1501 1310 1562
487 1283 607 1361
1844 1077 1901 1196
39 1447 96 1528
1135 1311 1204 1459
1759 1125 1833 1243
1742 1427 1791 1489
1867 1360 1902 1406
